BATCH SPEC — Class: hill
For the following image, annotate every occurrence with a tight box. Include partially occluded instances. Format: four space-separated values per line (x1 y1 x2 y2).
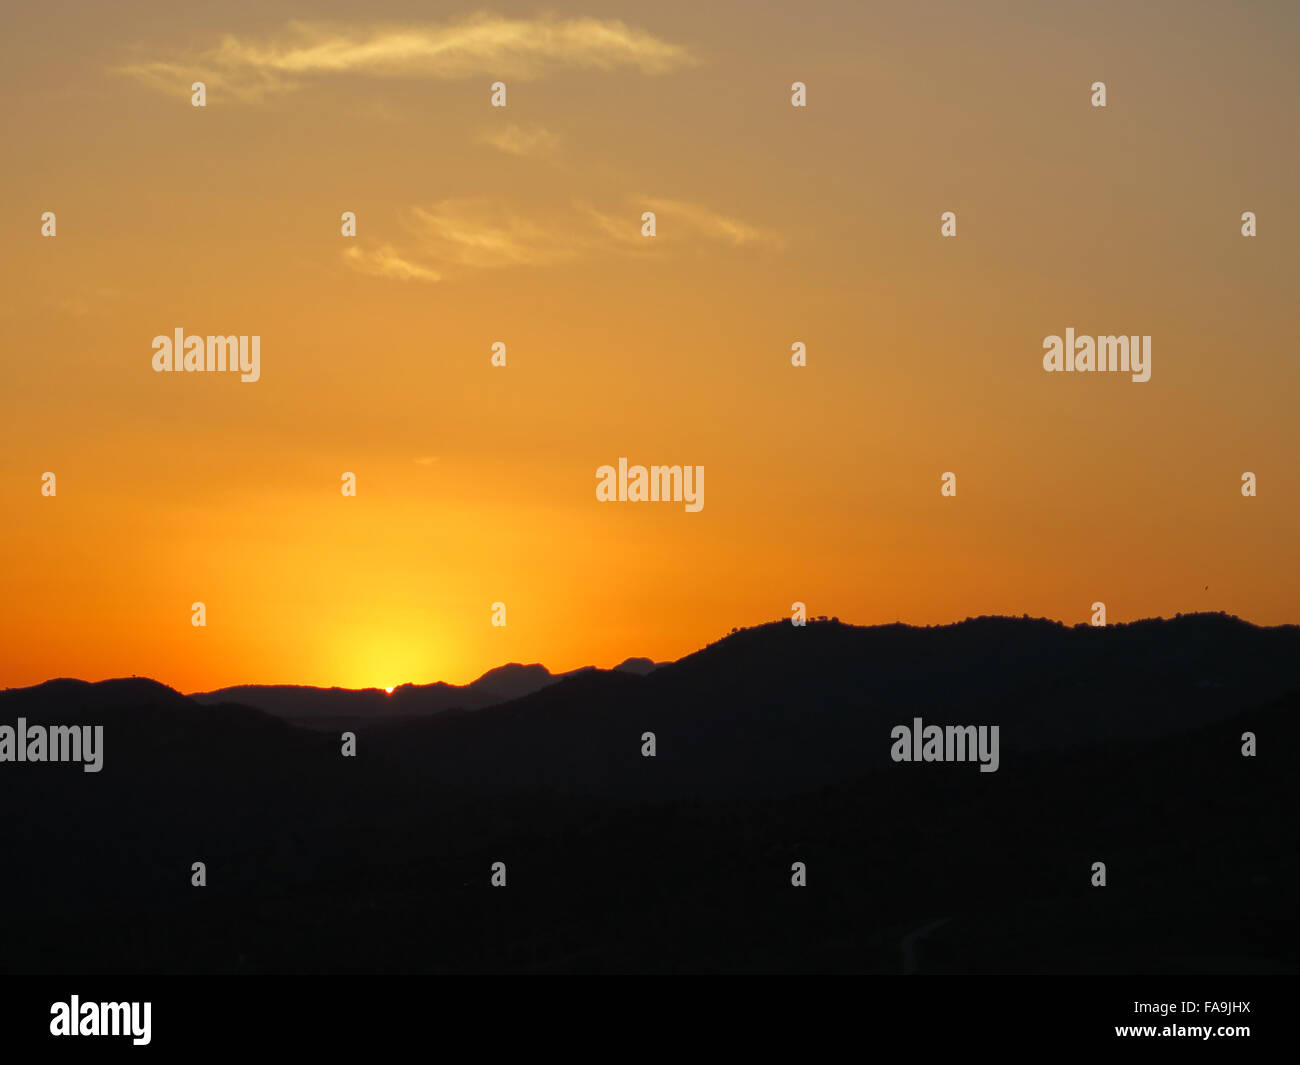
0 613 1295 974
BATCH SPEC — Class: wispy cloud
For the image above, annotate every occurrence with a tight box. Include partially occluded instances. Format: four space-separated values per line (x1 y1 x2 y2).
583 198 783 249
478 122 561 158
406 200 580 269
340 195 774 283
342 244 443 283
343 199 590 280
342 197 779 282
578 204 647 247
640 198 782 248
116 16 696 101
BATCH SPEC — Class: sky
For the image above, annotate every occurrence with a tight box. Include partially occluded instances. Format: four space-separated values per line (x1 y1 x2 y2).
1 1 1298 691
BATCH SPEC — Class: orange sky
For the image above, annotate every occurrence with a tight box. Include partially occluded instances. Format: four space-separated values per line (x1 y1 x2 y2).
2 1 1298 691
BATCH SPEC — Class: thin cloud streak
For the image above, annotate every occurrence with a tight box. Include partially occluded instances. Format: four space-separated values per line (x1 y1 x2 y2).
341 197 779 282
342 245 443 283
641 197 783 248
116 16 697 101
478 123 562 158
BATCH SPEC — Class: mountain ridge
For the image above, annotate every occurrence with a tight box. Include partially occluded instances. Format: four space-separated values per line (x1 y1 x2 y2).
1 610 1295 974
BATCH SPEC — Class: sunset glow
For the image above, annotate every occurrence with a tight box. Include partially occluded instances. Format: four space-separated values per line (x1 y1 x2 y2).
2 3 1297 693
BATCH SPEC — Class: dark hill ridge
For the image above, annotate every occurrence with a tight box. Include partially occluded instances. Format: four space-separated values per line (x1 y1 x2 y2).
358 612 1300 799
8 611 1288 802
9 614 1299 773
6 676 191 711
176 612 1298 741
613 657 660 675
0 612 1295 973
188 660 654 728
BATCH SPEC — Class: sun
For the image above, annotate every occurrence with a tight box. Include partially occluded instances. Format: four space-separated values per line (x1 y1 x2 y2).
384 686 394 695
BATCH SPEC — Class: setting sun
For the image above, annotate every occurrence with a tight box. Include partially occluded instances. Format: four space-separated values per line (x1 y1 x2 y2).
0 1 1296 705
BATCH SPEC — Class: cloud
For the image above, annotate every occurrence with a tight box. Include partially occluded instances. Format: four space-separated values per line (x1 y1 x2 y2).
413 456 440 466
578 204 648 247
640 198 782 248
342 197 778 282
478 122 561 158
405 200 582 269
116 16 696 101
581 199 782 249
342 244 443 283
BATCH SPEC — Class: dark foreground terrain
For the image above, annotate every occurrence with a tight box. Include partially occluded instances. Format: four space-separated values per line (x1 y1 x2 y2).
1 613 1296 973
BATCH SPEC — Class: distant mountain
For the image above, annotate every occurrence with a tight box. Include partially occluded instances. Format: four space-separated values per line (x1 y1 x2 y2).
6 676 191 711
2 613 1296 974
191 656 665 729
613 657 661 675
191 661 616 728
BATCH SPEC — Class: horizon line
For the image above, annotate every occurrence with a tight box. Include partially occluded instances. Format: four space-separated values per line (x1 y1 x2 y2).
2 609 1292 697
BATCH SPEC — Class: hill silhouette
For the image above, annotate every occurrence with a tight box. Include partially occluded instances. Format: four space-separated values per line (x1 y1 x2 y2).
361 613 1300 799
190 660 660 729
0 613 1295 974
